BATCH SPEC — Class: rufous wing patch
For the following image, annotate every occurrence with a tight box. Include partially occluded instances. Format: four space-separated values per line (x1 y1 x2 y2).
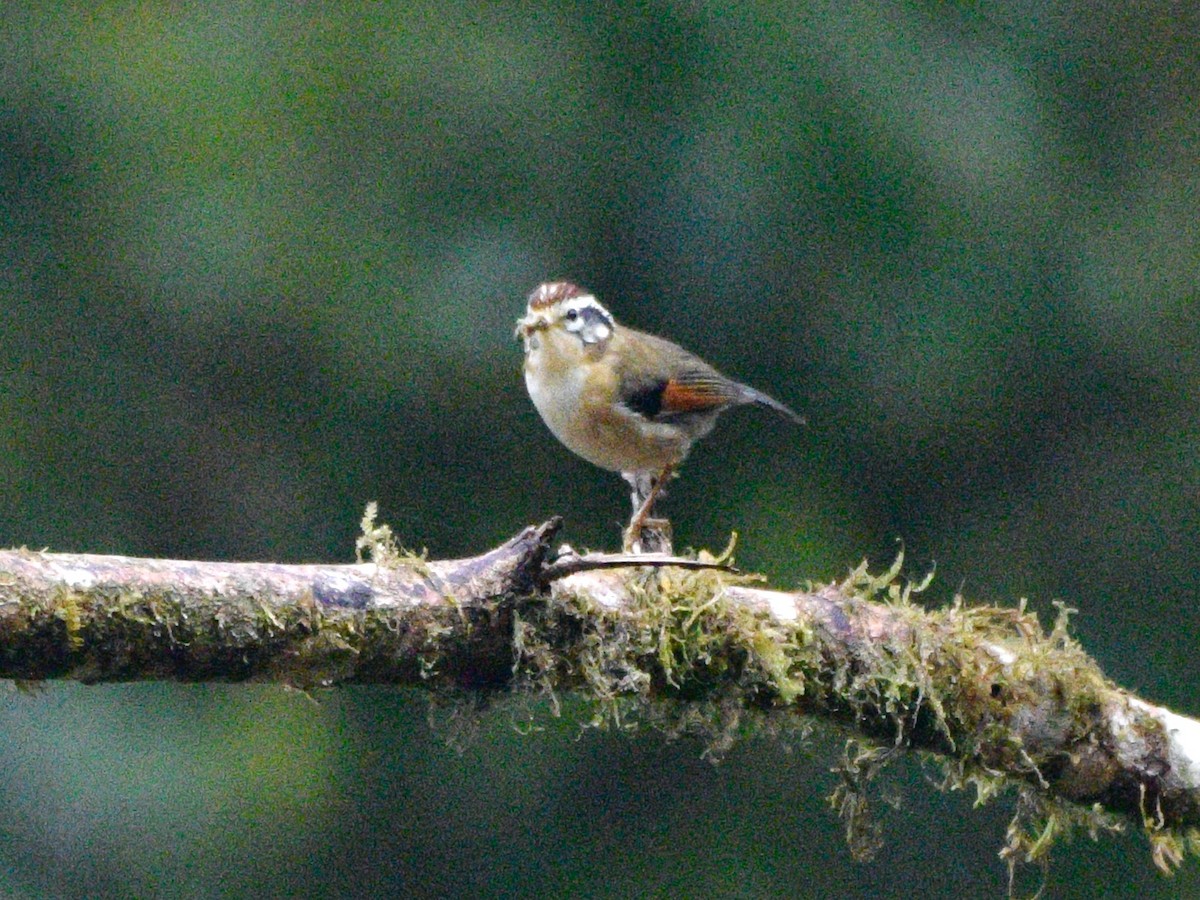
660 378 730 413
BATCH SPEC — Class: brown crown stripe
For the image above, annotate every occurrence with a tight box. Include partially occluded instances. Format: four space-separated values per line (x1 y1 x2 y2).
528 282 587 310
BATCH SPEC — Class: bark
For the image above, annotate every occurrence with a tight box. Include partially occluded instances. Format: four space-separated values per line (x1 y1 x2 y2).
0 519 1197 870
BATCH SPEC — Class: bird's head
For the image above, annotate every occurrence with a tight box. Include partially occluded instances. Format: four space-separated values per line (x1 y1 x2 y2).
515 282 616 356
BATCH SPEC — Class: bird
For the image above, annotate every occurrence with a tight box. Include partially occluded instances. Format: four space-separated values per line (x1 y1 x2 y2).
515 281 803 552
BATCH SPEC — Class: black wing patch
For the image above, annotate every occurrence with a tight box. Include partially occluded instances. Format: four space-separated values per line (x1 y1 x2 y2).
624 381 667 418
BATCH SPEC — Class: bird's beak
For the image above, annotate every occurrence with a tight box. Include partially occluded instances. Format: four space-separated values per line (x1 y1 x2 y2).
514 309 549 341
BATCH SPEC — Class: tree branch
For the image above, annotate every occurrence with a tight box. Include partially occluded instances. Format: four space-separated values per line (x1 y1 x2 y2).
1 520 1197 871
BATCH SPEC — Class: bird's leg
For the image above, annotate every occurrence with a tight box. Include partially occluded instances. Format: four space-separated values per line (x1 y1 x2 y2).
622 471 651 515
622 467 674 554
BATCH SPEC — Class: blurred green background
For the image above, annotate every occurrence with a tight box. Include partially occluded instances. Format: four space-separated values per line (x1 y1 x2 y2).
2 1 1198 896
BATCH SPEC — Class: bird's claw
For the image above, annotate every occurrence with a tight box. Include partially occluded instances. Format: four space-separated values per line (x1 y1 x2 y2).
623 516 672 554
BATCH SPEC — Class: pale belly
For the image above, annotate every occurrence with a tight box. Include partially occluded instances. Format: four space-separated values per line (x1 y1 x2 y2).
524 363 686 474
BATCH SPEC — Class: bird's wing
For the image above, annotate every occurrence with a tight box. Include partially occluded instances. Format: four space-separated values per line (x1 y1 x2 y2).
621 373 744 420
616 332 743 421
616 329 804 424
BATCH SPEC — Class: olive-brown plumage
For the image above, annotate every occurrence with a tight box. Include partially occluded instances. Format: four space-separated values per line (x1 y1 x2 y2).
517 281 802 550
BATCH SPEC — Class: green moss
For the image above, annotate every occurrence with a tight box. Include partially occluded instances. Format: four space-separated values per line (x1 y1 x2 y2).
529 547 1193 874
51 586 85 651
829 740 893 862
355 501 431 573
1000 789 1124 891
352 511 1200 875
510 545 821 749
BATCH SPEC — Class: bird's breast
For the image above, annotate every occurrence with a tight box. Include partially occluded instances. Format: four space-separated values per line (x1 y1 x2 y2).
524 351 688 473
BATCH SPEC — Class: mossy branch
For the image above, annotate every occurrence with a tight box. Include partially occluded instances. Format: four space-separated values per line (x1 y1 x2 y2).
0 518 1197 874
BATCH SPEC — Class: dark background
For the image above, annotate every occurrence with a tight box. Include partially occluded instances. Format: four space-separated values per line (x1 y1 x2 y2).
2 2 1199 896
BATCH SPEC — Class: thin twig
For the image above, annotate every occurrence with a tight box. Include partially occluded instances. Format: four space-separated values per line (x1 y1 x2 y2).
538 550 739 583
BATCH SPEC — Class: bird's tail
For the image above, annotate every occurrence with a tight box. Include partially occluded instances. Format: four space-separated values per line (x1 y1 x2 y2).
740 385 805 425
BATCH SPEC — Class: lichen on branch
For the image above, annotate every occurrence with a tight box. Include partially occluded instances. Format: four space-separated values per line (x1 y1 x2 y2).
0 516 1196 877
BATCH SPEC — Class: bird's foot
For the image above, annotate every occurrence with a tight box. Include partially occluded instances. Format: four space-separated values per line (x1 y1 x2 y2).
621 465 675 553
623 516 673 555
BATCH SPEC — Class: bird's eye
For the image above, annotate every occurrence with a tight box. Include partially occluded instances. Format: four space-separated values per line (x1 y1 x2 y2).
565 309 579 321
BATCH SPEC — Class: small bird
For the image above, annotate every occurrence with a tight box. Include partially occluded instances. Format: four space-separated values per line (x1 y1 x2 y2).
516 281 802 551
